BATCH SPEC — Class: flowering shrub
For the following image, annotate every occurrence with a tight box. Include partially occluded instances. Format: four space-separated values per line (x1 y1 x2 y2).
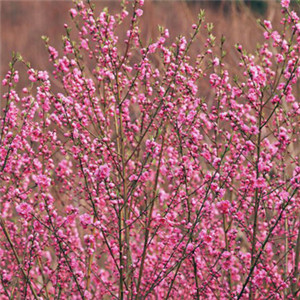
1 0 300 299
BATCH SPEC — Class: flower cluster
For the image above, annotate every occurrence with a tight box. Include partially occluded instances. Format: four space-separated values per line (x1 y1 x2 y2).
1 0 300 299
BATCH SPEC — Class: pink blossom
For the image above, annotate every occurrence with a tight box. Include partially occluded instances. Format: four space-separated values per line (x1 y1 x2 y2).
136 9 143 17
32 174 51 188
212 57 220 66
27 68 37 82
79 213 92 229
216 200 231 214
13 71 19 83
48 46 58 59
95 164 110 180
129 174 138 181
264 20 272 30
81 39 89 50
37 71 49 81
186 243 194 253
255 177 266 188
70 8 77 18
281 0 290 8
16 203 32 219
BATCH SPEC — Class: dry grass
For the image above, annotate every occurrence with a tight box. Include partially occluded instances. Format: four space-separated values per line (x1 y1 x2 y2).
0 1 284 76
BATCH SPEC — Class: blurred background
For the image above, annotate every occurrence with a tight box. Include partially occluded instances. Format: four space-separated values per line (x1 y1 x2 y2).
0 0 295 83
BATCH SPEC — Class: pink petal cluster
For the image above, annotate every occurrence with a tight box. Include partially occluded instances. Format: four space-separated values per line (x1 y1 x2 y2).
1 1 300 299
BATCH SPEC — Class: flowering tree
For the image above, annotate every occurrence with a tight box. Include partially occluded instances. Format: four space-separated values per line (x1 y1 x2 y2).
1 0 300 298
